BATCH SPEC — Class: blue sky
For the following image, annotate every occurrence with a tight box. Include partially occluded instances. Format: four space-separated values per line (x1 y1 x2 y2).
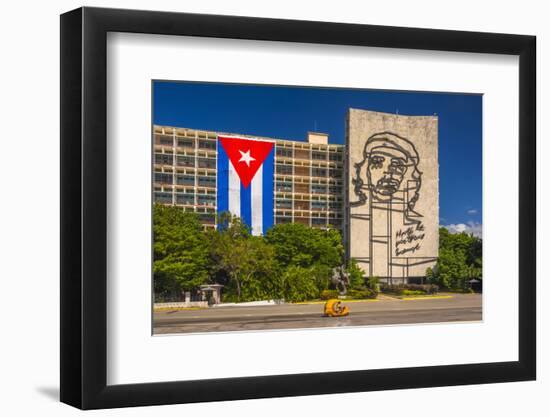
153 81 482 234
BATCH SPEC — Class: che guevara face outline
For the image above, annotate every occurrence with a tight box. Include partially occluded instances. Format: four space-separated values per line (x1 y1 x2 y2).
352 132 422 208
366 145 409 200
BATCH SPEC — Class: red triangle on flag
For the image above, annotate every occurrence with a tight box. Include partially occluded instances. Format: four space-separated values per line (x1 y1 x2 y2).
219 136 274 188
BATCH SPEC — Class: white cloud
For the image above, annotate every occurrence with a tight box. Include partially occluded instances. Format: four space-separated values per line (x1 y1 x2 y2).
443 221 482 238
467 209 478 215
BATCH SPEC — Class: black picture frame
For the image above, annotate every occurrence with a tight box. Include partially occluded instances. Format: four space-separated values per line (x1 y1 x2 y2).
60 6 536 410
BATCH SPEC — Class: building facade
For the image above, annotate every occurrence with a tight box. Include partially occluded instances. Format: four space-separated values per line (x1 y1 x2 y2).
153 125 345 232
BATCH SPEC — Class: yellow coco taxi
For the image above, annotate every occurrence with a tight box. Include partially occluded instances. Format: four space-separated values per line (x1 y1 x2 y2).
324 299 350 317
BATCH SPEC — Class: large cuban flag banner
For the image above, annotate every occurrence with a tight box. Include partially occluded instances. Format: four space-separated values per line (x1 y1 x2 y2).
217 135 275 235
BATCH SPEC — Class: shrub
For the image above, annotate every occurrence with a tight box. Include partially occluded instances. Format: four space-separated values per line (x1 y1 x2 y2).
347 288 377 299
404 283 439 294
380 283 439 296
310 264 332 293
447 287 474 294
401 289 425 296
283 266 320 302
347 259 366 290
320 289 340 300
424 284 439 294
367 276 380 293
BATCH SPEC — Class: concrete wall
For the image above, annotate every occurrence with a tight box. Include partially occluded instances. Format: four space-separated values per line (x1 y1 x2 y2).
345 109 439 283
307 132 329 144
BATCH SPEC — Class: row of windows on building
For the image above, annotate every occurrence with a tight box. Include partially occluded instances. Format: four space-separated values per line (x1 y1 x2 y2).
155 171 343 192
154 173 216 187
275 182 342 194
157 137 342 160
155 155 342 174
155 189 341 210
154 191 216 207
155 135 217 150
275 147 343 161
156 204 342 229
275 164 343 177
275 200 342 210
275 216 342 227
156 136 343 162
162 209 217 225
155 154 216 169
155 176 343 193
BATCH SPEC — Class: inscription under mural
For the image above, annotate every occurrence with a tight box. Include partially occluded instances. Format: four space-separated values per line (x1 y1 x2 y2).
395 226 425 256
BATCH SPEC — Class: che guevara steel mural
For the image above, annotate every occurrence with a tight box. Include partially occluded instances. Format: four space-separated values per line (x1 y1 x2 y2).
346 110 438 284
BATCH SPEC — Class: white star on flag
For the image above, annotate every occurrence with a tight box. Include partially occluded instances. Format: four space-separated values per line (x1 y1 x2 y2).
238 149 256 167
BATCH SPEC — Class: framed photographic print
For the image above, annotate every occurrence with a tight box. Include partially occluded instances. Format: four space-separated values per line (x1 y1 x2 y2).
60 6 536 410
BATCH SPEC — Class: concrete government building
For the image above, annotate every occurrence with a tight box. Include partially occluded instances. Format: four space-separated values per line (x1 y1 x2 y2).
153 109 438 283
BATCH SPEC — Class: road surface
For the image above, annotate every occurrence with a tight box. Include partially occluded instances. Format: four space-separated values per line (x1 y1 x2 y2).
153 293 482 335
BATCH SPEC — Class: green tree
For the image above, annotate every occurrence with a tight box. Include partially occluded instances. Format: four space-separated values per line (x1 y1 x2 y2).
209 213 250 301
467 234 483 280
281 266 321 302
428 227 483 290
264 223 343 268
231 236 281 302
153 204 210 298
263 223 345 301
310 263 332 293
347 258 367 290
437 248 469 289
209 213 280 302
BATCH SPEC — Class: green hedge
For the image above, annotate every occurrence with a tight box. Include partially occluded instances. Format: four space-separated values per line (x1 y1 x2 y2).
347 288 377 299
381 284 439 296
320 289 340 300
